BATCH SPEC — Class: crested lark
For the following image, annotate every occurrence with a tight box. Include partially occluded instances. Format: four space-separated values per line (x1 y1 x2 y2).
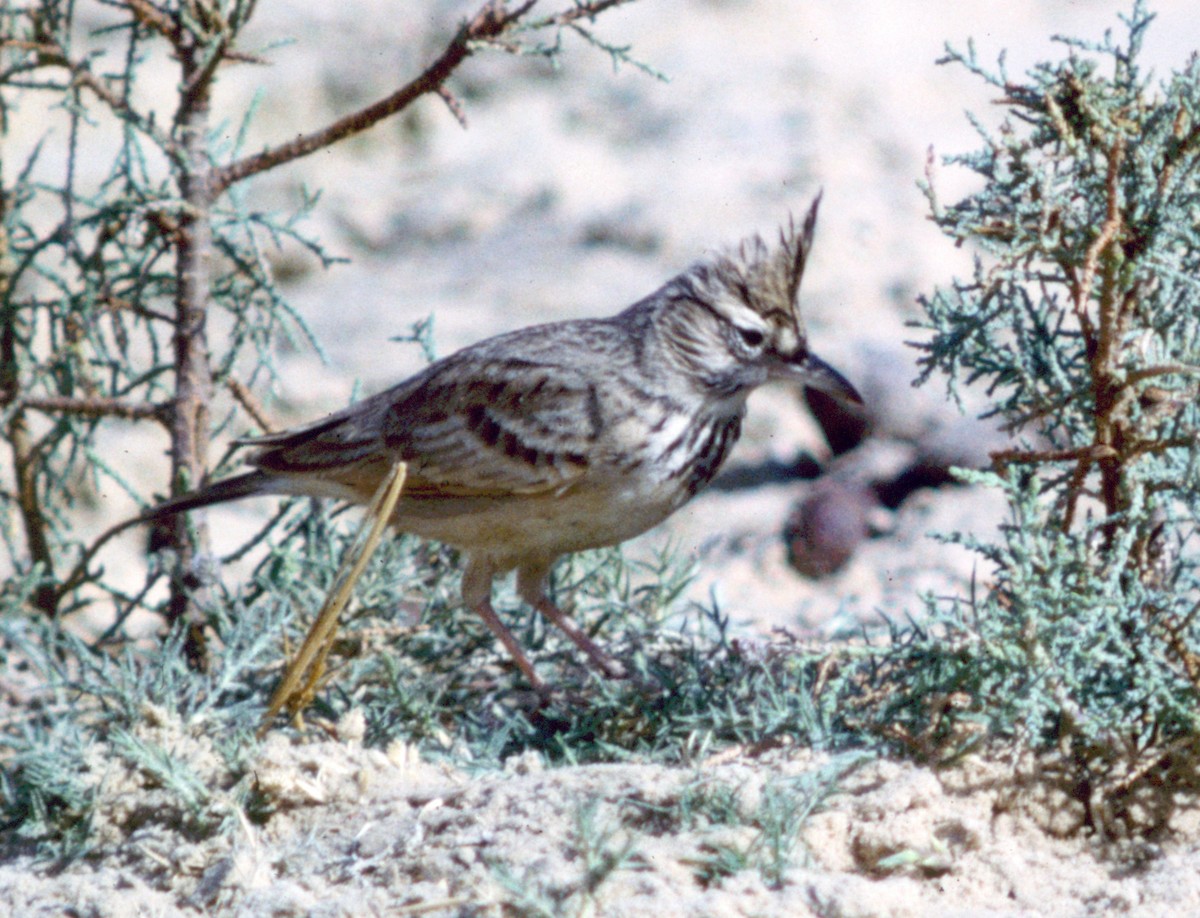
148 196 861 688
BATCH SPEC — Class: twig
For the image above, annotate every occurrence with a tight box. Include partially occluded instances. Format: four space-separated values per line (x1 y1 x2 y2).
1157 109 1200 198
991 444 1118 468
394 899 475 917
526 0 637 27
124 0 181 43
2 29 181 158
1124 363 1200 386
1087 138 1126 371
1130 436 1197 456
54 512 152 603
210 1 533 198
2 394 168 424
225 377 274 433
437 85 468 128
72 69 178 156
991 444 1121 533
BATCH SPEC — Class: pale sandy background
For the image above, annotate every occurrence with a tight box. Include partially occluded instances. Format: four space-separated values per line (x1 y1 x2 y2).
6 1 1200 914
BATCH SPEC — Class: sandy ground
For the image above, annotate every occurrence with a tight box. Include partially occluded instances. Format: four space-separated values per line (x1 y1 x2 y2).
5 0 1200 914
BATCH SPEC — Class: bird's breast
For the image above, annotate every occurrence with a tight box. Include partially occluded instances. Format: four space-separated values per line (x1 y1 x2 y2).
645 410 743 502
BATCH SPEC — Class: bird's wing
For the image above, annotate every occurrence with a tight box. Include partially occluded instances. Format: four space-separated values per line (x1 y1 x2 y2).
239 385 397 475
379 351 603 498
239 350 604 499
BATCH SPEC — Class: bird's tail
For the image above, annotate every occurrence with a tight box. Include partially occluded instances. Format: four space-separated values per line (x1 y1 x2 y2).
140 471 277 522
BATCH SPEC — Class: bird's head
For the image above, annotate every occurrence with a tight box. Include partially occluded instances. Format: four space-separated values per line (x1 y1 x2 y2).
656 195 863 407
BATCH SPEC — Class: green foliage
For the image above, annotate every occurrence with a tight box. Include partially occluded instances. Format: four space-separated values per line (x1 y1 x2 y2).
0 588 284 859
0 0 661 627
874 0 1200 835
0 498 866 857
274 533 845 768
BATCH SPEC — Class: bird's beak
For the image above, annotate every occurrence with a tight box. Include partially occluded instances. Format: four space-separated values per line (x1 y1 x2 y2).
787 351 863 405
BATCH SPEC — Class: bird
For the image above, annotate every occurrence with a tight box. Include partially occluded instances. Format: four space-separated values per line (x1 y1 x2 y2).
145 196 861 689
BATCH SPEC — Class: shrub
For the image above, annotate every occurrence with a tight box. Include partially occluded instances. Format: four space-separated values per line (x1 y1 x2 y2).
859 0 1200 836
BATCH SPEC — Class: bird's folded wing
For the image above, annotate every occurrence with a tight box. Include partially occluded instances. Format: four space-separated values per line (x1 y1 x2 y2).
237 386 398 474
237 354 602 499
380 353 602 498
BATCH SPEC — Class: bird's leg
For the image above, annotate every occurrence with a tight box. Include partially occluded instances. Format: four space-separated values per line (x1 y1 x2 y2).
462 559 545 691
517 565 626 679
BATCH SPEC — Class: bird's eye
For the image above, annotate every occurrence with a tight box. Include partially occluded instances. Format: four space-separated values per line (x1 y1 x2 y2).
737 326 765 349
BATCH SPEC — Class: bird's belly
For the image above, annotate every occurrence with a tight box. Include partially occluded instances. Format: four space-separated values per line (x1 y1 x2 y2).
392 478 684 565
387 410 742 568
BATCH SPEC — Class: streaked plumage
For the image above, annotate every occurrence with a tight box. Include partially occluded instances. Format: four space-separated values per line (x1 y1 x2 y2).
147 196 861 688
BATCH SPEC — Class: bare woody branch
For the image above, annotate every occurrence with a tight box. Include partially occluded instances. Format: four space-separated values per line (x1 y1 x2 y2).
436 85 469 129
54 513 150 603
226 376 275 433
2 394 168 424
1091 138 1127 373
525 0 638 27
991 443 1119 469
124 0 181 44
1125 363 1200 385
1072 139 1125 357
206 0 638 199
524 0 637 27
208 1 535 199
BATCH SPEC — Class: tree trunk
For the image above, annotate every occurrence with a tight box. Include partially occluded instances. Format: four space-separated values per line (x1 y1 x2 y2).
168 42 217 668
